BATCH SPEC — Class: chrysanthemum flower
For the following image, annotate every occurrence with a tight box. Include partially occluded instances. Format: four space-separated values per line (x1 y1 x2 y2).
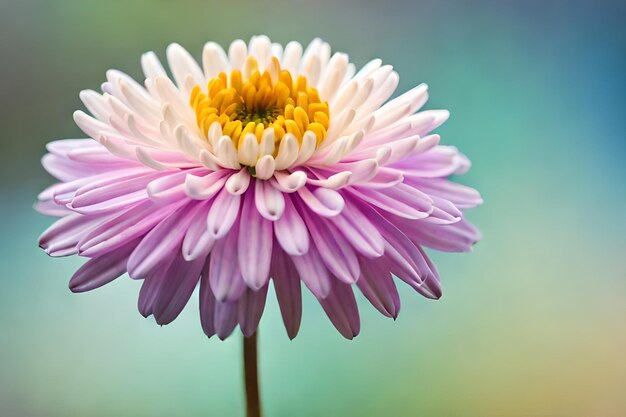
38 36 482 340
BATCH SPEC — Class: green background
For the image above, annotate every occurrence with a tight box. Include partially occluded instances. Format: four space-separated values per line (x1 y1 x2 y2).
1 0 624 416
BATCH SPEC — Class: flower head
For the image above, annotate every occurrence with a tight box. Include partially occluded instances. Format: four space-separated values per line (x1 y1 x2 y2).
38 36 482 339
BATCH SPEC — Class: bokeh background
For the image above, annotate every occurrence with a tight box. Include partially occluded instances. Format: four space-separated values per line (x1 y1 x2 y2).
1 0 624 416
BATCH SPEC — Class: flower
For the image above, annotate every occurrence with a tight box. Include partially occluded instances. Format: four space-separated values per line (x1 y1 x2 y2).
37 36 482 340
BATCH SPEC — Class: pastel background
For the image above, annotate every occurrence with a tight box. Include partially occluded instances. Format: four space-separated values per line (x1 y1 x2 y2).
1 0 624 416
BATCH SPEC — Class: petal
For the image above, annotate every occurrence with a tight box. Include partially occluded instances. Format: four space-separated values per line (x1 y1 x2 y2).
328 199 384 258
153 251 205 325
185 170 230 200
199 260 216 338
238 285 269 337
40 213 112 257
348 183 432 219
290 243 332 299
209 222 246 302
214 299 239 340
317 279 360 339
182 202 215 261
405 177 483 209
69 239 138 293
296 186 344 217
127 203 196 278
357 257 400 318
271 249 302 339
238 188 273 289
255 179 285 221
206 187 241 239
300 205 360 284
273 195 310 256
78 200 181 257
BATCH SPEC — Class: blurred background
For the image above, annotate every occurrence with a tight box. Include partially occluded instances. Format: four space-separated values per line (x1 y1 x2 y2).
0 0 624 416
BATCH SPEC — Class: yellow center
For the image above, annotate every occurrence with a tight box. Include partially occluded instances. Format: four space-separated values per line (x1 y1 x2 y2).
190 57 330 154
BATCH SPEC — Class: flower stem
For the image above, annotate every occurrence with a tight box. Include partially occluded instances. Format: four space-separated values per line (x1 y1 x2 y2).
243 332 262 417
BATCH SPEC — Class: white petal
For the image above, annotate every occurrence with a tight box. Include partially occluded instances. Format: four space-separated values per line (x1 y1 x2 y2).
292 131 317 166
259 128 275 157
141 51 167 79
273 134 298 170
228 39 247 71
238 133 259 166
166 43 205 93
184 171 229 200
216 136 241 169
271 171 307 193
255 155 275 180
255 180 285 221
225 168 251 195
202 41 230 79
281 41 303 73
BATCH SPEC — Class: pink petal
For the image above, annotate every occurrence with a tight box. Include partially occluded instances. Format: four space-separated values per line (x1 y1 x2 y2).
69 239 138 293
209 223 246 302
357 257 400 318
153 251 204 325
182 202 215 261
348 183 432 219
185 170 231 200
214 299 239 340
78 200 182 257
296 186 344 217
206 188 241 239
328 199 384 258
273 195 309 256
127 203 196 278
254 179 285 221
373 213 442 299
290 242 332 299
40 213 112 257
238 188 273 289
300 205 360 284
405 177 483 209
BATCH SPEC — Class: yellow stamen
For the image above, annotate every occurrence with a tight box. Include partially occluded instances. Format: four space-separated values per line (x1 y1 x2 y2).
190 57 329 156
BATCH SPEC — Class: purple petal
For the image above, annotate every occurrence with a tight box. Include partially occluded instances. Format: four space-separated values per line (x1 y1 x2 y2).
349 183 432 219
405 177 483 209
299 202 360 284
182 202 215 261
357 257 400 318
206 187 241 239
271 248 302 339
40 213 112 257
328 198 384 258
273 195 310 256
317 279 360 339
238 188 272 290
214 299 239 340
209 222 246 302
78 200 182 257
153 251 205 325
290 243 332 299
127 203 195 278
69 238 138 292
296 186 344 217
397 217 482 253
238 285 269 337
199 260 216 338
255 179 285 221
